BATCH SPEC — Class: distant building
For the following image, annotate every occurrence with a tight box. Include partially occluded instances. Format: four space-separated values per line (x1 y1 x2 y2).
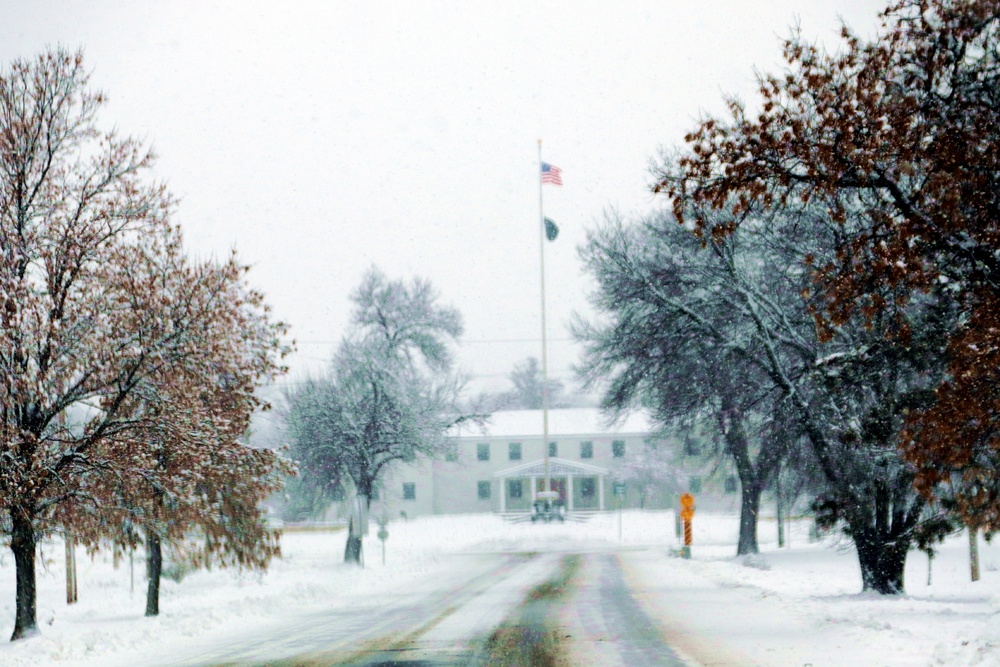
368 408 742 519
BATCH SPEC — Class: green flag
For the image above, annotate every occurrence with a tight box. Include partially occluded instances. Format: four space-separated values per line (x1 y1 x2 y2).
544 217 559 241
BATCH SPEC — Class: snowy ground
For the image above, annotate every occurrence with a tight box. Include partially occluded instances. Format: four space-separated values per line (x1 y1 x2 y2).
0 511 997 666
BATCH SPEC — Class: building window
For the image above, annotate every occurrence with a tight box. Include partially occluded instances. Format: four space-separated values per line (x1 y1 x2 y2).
477 443 490 461
689 477 702 494
683 436 701 456
581 478 596 497
444 442 458 462
508 479 523 499
402 483 416 500
725 475 738 494
508 442 522 460
580 441 593 459
548 441 558 457
612 440 625 458
478 481 491 500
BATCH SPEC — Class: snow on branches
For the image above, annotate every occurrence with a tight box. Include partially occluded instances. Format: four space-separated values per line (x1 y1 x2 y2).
0 48 291 639
656 0 1000 531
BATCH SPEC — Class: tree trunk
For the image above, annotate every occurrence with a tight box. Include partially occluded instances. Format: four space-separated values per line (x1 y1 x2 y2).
737 482 762 556
722 403 765 556
841 464 920 594
344 516 363 564
344 493 369 565
65 533 78 604
145 530 162 617
854 531 907 594
344 535 362 563
969 526 980 582
10 510 38 641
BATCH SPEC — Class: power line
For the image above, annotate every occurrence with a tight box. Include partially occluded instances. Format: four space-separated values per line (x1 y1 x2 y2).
461 337 576 345
283 337 576 345
267 368 578 388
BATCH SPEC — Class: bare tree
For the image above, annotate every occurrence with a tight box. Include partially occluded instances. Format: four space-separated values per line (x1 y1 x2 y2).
285 268 484 563
575 209 792 555
610 437 681 509
578 197 954 592
502 357 567 410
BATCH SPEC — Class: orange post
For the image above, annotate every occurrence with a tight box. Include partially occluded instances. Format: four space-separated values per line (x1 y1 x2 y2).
679 493 695 558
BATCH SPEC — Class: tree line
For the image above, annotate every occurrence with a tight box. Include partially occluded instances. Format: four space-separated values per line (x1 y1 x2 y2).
575 0 999 594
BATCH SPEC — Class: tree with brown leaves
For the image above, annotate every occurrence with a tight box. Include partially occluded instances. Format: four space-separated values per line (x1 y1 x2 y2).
0 49 290 639
656 0 999 568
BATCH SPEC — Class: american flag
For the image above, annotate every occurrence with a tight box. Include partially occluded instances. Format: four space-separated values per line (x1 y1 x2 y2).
541 162 563 186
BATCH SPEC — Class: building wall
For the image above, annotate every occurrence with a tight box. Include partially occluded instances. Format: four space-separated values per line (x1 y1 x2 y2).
430 457 497 514
376 458 435 521
373 411 746 519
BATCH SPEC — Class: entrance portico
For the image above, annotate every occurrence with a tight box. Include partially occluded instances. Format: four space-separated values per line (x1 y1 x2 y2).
494 457 609 512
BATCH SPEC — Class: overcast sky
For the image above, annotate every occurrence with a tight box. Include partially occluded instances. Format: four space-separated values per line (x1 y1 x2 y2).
1 1 887 398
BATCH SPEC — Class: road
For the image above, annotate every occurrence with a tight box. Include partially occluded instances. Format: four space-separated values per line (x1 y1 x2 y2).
175 548 696 667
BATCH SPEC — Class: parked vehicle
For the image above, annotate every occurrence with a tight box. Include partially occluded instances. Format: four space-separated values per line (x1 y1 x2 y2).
530 494 565 522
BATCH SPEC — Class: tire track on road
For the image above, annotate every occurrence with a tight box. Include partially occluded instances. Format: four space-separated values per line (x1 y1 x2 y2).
233 551 556 667
560 553 691 667
474 554 580 667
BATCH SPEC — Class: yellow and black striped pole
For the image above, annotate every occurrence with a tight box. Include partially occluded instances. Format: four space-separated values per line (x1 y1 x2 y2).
680 493 695 559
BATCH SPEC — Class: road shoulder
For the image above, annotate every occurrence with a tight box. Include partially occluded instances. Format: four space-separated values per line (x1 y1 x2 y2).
619 549 916 667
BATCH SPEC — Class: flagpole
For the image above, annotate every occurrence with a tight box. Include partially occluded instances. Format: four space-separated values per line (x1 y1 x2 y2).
538 139 551 498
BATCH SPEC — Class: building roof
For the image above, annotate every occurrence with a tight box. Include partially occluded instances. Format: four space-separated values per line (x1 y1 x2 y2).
450 407 654 440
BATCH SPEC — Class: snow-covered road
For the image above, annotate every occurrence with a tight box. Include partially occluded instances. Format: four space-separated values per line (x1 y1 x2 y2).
547 551 686 667
5 512 1000 666
164 552 558 666
191 548 700 666
176 548 718 666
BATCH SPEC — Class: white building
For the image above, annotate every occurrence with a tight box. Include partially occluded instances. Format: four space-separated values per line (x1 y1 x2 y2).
371 408 741 519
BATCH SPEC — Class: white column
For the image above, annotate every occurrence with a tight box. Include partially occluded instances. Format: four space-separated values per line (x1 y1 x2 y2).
598 475 606 510
566 475 574 511
530 476 538 502
499 478 506 513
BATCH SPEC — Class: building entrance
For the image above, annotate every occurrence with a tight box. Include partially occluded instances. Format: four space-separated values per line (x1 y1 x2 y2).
494 457 609 513
537 477 566 503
